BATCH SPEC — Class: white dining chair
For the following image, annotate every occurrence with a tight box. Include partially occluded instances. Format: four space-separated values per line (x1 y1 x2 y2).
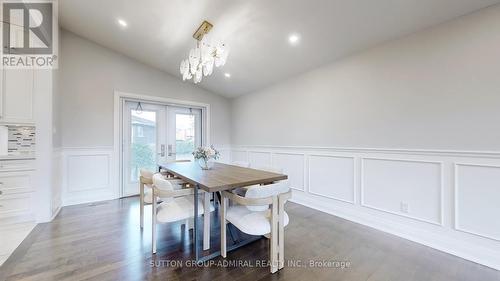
233 165 284 197
139 169 185 229
220 180 292 273
151 173 214 254
230 161 252 196
230 161 250 196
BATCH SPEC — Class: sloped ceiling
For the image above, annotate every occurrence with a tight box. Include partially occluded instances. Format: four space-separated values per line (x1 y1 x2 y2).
59 0 500 97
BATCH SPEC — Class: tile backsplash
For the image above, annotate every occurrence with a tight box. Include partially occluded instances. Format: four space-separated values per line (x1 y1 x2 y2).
8 126 36 153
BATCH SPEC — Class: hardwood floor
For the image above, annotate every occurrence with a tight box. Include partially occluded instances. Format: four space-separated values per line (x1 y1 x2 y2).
0 197 499 281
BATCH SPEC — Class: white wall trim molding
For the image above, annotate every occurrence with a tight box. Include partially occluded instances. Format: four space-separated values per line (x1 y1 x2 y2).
50 205 61 221
66 153 111 192
51 148 63 219
230 144 500 270
272 152 306 192
61 147 117 206
248 151 272 167
271 151 305 156
229 150 249 161
230 144 500 159
307 154 356 204
360 157 445 226
454 162 500 242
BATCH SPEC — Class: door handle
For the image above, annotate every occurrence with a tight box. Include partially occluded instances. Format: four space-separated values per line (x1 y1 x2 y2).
158 144 165 157
168 144 176 157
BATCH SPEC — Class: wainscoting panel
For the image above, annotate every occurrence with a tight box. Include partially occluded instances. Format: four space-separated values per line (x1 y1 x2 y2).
361 158 443 225
61 147 117 206
218 148 231 164
57 144 500 269
230 150 248 163
67 155 110 192
309 155 355 203
231 145 500 270
272 153 305 191
248 151 272 167
455 163 500 241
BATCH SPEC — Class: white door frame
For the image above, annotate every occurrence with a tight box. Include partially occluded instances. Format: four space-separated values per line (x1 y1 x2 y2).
113 90 211 198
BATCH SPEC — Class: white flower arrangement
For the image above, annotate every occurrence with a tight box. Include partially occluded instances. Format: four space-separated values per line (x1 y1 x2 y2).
193 145 220 170
192 145 220 161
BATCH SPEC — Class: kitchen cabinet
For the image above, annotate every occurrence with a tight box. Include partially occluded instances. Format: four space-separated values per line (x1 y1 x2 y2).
0 159 35 225
0 69 35 124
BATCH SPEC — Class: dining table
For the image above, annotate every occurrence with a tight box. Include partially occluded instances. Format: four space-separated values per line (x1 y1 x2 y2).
158 161 288 262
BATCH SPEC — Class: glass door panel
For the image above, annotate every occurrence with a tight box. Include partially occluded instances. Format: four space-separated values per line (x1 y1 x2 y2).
167 106 202 162
122 101 165 196
175 114 196 160
121 102 202 197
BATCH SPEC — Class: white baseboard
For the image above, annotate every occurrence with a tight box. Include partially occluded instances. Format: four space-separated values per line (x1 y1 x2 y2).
291 192 500 270
50 205 61 220
62 192 117 207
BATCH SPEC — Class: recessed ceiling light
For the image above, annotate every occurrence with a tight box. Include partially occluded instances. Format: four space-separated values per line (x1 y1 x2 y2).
224 73 231 78
288 33 300 45
117 19 128 28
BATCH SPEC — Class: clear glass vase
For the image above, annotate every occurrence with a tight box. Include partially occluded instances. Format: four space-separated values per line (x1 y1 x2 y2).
197 158 214 170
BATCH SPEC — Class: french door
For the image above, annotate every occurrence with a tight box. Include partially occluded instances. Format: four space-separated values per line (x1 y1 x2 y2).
121 100 202 197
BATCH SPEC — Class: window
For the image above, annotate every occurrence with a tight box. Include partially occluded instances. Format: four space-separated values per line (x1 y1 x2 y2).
137 126 144 137
175 114 196 160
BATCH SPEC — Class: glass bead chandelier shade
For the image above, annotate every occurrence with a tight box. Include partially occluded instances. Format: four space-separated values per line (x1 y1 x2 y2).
180 23 229 84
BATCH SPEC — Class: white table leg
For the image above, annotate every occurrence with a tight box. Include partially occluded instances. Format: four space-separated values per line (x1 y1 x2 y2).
220 195 227 258
203 192 211 250
139 182 144 229
152 188 157 254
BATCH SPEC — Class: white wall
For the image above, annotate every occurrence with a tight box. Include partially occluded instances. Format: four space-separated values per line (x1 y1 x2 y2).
230 6 500 270
51 25 63 220
59 29 231 148
34 13 60 223
52 66 62 218
57 30 232 205
34 69 54 223
231 5 500 151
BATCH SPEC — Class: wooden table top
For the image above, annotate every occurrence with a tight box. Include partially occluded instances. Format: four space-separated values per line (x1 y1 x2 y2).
158 162 288 192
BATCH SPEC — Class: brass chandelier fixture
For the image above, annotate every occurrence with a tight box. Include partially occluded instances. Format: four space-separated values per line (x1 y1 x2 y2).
179 21 230 83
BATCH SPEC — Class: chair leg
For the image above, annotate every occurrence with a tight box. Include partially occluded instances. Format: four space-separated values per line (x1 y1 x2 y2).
140 182 144 229
215 191 222 205
152 189 157 254
278 196 285 270
203 192 211 250
270 235 278 273
220 195 227 258
270 197 278 273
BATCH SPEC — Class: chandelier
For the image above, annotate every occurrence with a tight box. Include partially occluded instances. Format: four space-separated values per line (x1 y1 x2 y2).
180 21 229 84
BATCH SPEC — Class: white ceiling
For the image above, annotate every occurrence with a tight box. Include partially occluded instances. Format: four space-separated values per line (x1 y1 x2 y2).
59 0 500 98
